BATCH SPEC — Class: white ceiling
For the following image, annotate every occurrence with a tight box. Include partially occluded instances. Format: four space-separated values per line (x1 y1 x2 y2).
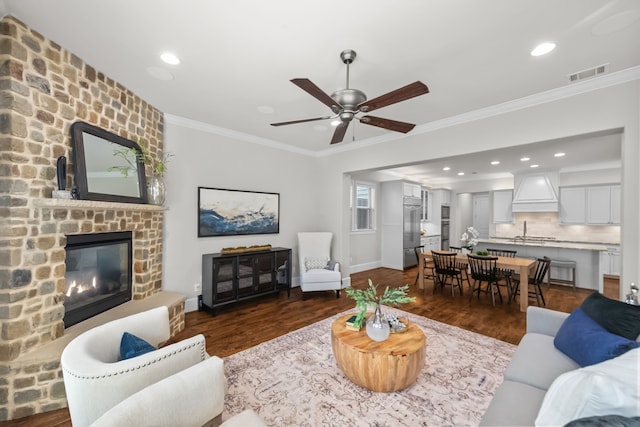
2 0 639 185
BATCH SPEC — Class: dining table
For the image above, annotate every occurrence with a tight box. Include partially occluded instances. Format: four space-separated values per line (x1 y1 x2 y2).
418 251 537 312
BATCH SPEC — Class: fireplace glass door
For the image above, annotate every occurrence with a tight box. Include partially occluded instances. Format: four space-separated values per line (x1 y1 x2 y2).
64 231 133 327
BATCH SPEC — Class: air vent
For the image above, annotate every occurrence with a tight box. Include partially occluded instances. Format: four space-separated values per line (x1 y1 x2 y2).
568 64 608 82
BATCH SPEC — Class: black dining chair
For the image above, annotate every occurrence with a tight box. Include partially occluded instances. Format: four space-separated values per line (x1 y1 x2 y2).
431 251 464 297
467 254 503 306
487 248 517 301
510 256 551 306
448 246 471 288
414 245 436 287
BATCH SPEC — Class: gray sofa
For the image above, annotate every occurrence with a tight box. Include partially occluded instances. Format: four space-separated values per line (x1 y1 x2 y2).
480 306 579 426
480 305 640 426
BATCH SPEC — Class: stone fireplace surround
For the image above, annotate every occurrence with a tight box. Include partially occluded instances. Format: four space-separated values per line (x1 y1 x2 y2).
0 16 185 420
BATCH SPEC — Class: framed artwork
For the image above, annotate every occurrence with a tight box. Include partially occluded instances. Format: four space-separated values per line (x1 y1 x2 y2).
198 187 280 237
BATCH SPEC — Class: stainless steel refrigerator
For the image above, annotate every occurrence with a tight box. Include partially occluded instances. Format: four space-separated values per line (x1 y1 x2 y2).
403 196 422 268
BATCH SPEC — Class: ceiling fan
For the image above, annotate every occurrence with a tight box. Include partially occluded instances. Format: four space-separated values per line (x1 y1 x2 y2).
271 49 429 145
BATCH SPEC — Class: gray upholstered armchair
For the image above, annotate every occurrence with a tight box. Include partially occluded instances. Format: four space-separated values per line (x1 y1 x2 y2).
297 232 343 297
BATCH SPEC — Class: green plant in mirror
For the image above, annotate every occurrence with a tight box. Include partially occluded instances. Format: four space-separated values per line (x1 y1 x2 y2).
345 279 415 329
110 142 173 177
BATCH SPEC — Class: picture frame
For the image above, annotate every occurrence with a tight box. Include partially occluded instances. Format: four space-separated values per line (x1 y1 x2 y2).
198 187 280 237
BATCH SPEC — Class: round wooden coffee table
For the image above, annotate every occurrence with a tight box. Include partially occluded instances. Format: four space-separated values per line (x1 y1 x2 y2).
331 314 426 392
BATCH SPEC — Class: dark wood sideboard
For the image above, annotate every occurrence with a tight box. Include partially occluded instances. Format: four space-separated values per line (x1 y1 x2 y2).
201 247 291 313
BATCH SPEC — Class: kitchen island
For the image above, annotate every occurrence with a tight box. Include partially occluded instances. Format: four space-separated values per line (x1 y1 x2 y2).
476 238 610 292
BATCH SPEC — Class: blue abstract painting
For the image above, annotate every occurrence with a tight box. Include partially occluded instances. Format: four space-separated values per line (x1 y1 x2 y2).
198 187 279 237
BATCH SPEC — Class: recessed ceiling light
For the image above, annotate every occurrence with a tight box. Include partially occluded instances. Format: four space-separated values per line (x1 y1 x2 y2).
531 42 556 57
160 52 180 65
530 164 539 168
490 161 500 165
330 120 341 127
554 152 565 157
443 166 451 171
457 172 465 176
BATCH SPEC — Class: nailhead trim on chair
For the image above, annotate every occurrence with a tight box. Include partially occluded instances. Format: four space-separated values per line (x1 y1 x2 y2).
63 340 207 379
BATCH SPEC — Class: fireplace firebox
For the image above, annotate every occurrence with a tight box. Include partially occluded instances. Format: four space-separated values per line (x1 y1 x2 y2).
64 231 133 328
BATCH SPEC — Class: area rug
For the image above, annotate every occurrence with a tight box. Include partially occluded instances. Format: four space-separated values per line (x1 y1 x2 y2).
222 307 516 426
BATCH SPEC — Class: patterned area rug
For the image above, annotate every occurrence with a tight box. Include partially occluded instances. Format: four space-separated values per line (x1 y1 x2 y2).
223 308 516 426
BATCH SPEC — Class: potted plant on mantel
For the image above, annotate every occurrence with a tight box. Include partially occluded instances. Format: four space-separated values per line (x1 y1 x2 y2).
345 279 415 342
111 143 173 205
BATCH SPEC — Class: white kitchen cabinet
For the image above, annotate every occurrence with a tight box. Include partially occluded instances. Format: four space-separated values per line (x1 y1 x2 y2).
420 188 430 220
601 246 621 276
429 189 451 224
492 190 514 223
559 186 586 224
432 189 450 206
403 182 421 198
586 185 620 225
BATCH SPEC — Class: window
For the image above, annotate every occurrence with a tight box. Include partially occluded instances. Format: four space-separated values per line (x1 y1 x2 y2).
352 181 376 231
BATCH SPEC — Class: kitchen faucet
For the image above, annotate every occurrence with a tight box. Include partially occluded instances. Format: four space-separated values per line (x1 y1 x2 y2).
523 220 527 239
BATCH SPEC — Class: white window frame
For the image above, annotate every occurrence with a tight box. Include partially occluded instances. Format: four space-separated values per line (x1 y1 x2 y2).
351 181 376 232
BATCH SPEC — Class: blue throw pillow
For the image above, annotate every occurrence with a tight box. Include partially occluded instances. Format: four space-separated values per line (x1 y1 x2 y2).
554 308 639 367
119 332 155 360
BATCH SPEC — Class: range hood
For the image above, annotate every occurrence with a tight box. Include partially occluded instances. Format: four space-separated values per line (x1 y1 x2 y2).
512 171 559 212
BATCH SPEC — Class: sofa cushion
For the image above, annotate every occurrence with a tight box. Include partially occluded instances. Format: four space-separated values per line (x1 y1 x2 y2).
580 292 640 340
120 332 155 361
479 380 547 426
554 308 639 367
503 332 579 390
535 348 640 427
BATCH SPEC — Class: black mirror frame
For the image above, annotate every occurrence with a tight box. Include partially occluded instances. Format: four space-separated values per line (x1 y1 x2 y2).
70 121 148 204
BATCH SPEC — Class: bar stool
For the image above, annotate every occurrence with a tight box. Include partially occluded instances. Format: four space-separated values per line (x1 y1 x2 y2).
548 257 576 290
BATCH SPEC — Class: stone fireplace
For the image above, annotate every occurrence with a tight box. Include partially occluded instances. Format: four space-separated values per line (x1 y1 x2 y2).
0 16 184 420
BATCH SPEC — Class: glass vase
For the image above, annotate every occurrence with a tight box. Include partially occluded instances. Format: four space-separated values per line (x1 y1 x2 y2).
366 304 390 342
147 174 166 205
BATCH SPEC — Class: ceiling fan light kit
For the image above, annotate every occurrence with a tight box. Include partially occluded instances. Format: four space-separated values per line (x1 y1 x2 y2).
271 49 429 145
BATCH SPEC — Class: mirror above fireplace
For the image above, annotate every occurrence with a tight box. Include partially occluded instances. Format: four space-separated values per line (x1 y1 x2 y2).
71 121 148 204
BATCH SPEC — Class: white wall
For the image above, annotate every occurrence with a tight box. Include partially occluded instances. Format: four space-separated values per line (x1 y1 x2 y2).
162 119 322 310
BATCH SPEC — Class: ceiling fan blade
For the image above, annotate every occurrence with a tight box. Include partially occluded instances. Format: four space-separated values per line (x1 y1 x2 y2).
359 115 416 133
291 78 341 112
358 81 429 113
330 122 349 144
270 116 333 127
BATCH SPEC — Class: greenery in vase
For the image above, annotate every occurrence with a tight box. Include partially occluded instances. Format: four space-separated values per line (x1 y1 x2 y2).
345 279 415 329
110 142 173 177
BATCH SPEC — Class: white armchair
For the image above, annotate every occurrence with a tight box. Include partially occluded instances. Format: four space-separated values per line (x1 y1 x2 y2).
61 306 266 427
297 232 343 297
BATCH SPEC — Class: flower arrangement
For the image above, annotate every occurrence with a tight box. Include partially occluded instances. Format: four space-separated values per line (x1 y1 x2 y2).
460 226 480 251
345 279 415 329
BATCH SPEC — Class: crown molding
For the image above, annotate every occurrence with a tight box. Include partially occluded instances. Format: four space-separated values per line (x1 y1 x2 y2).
166 66 640 158
163 114 316 157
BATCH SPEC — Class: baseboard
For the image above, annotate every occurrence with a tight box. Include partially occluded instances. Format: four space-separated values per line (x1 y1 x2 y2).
350 261 382 274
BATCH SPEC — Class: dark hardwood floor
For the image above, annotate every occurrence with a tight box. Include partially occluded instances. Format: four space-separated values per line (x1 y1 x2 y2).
4 267 618 427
